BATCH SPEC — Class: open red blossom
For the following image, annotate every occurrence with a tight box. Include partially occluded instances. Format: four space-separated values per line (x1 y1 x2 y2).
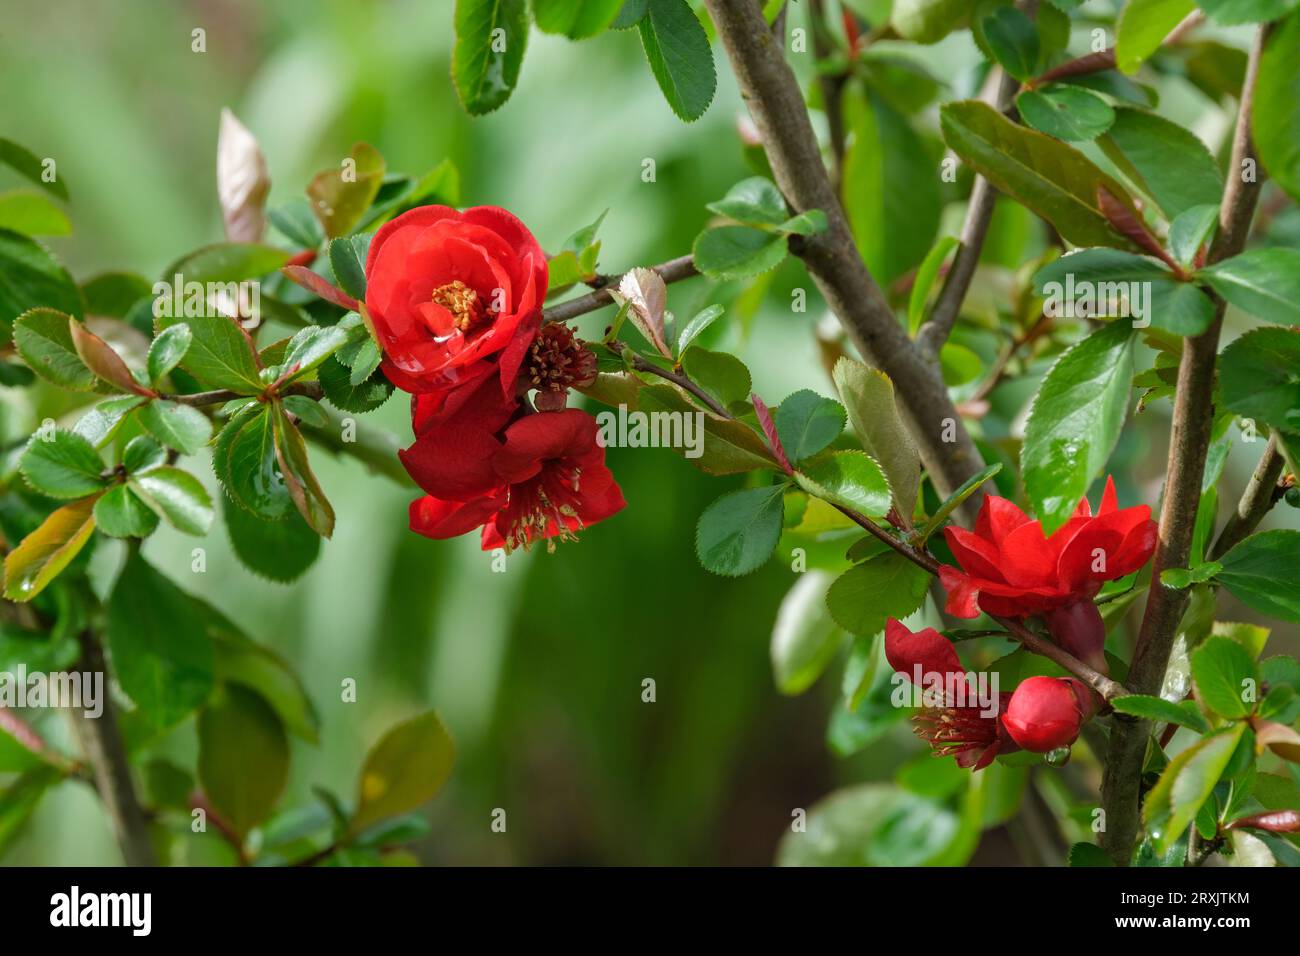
404 408 624 552
885 619 1017 770
939 476 1156 620
365 205 548 399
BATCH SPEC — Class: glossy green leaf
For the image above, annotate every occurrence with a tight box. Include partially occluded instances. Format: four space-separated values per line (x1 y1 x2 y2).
826 551 931 636
1196 0 1299 24
0 231 82 338
1100 108 1222 219
771 572 843 695
130 467 214 536
221 492 320 584
1111 693 1211 733
775 390 846 464
0 138 68 199
638 0 716 122
1116 0 1195 74
1022 320 1136 533
453 0 530 115
796 450 892 517
692 225 787 280
696 484 786 577
706 176 787 227
940 101 1138 249
1254 11 1300 202
982 5 1040 80
0 190 70 236
1191 635 1259 718
1199 248 1300 325
20 430 105 499
93 485 158 539
214 404 294 520
832 359 921 517
107 552 215 729
147 323 192 384
171 315 262 393
160 242 290 286
137 400 213 456
1016 86 1115 142
908 235 959 335
318 354 394 413
271 403 335 537
1216 530 1300 623
328 234 371 300
1218 327 1300 432
12 308 93 389
534 0 623 37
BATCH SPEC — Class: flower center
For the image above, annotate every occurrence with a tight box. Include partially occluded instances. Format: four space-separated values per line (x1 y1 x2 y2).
523 324 598 396
501 464 585 553
432 280 488 332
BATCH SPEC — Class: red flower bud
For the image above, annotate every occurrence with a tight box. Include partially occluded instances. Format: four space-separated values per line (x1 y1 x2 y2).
1046 599 1108 675
1001 676 1087 753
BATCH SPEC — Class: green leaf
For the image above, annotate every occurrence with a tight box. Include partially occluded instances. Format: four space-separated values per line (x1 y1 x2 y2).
147 323 192 384
1100 108 1222 219
1168 204 1219 268
123 435 166 474
674 304 724 357
1 496 98 602
1199 248 1300 325
1068 842 1115 866
1254 11 1300 203
1214 620 1270 659
679 346 750 407
160 242 291 286
271 403 335 537
534 0 623 37
1116 0 1195 74
1216 530 1300 623
351 711 456 834
130 467 214 536
1016 86 1115 142
1197 0 1300 24
1021 320 1137 533
318 354 394 413
891 0 968 43
107 552 215 729
214 405 294 520
638 0 716 122
1112 693 1212 733
81 272 152 318
826 551 931 636
775 389 846 464
267 198 324 249
918 463 1003 542
1160 561 1221 588
908 235 959 335
797 450 892 517
981 5 1040 80
777 782 960 865
93 485 158 539
453 0 529 116
1218 327 1300 432
306 143 385 239
221 493 321 584
612 0 648 28
73 396 146 448
1154 724 1248 854
279 324 352 381
0 138 68 199
706 177 787 228
1191 635 1259 718
831 359 921 517
0 767 60 856
137 400 213 456
20 430 105 499
695 484 786 577
0 230 82 338
939 101 1138 249
0 190 70 236
843 88 942 287
771 572 843 695
12 309 93 389
199 683 289 840
172 315 262 393
328 234 371 300
208 616 320 743
692 226 787 279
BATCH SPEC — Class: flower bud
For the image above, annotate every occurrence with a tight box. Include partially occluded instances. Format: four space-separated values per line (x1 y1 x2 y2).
1001 676 1087 752
1046 600 1108 675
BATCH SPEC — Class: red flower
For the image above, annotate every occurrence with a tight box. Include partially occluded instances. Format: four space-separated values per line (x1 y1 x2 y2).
885 619 1016 770
403 408 624 552
365 205 548 397
1000 676 1087 753
939 476 1156 620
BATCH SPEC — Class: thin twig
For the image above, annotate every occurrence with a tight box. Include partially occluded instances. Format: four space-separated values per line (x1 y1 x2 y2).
543 255 697 324
1210 434 1286 560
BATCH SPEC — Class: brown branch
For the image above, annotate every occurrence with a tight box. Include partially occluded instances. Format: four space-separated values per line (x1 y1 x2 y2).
917 67 1021 356
543 255 697 324
1100 24 1270 868
703 0 987 514
810 0 848 192
68 630 157 866
166 380 324 407
1210 434 1286 560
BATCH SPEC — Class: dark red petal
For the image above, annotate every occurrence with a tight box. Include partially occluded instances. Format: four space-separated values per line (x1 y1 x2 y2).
409 492 505 540
944 526 1007 582
1001 676 1084 752
399 425 504 500
493 409 598 484
998 520 1055 588
366 205 458 277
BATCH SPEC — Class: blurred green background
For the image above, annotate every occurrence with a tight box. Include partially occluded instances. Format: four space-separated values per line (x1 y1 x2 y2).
1 0 1295 866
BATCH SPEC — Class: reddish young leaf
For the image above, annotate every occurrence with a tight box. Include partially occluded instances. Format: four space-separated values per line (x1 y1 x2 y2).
68 319 156 397
281 264 360 312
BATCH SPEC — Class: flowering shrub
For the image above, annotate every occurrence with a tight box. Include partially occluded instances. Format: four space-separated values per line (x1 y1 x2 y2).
2 0 1300 871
